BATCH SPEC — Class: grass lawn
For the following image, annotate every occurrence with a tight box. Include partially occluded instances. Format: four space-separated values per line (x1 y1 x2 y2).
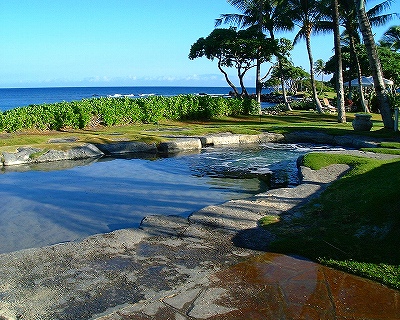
1 110 400 289
0 110 398 151
260 151 400 289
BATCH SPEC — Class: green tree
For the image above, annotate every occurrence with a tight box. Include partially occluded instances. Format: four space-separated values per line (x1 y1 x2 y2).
380 25 400 51
267 59 309 94
288 0 326 113
326 44 400 88
216 0 294 104
355 0 393 129
358 45 400 87
314 59 326 94
189 27 277 97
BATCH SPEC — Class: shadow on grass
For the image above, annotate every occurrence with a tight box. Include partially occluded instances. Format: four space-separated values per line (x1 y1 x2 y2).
234 160 400 267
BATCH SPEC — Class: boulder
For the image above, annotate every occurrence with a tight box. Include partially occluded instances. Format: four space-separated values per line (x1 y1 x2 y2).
1 144 103 166
158 138 202 153
96 141 157 155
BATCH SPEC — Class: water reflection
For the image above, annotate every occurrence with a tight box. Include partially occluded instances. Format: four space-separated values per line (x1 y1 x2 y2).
0 144 332 254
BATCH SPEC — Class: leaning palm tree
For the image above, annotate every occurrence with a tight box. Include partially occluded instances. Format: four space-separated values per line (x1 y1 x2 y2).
355 0 393 129
288 0 326 113
216 0 294 105
380 25 400 51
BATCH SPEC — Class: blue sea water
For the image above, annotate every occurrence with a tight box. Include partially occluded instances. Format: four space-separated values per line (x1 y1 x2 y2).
0 86 245 111
0 86 278 112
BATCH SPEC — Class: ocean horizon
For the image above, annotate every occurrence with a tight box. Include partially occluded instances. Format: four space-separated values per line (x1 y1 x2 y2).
0 86 263 112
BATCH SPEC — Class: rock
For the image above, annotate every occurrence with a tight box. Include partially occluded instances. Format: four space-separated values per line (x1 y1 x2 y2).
258 132 285 143
2 147 42 166
1 144 103 166
158 138 202 153
96 141 157 155
201 133 241 146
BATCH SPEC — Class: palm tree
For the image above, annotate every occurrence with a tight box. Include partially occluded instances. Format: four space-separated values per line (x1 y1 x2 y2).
216 0 294 106
336 0 368 112
333 0 346 123
380 25 400 51
333 0 395 113
355 0 393 129
288 0 327 113
314 59 326 94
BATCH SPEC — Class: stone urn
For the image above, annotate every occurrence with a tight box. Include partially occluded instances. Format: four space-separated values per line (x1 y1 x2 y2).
352 113 373 131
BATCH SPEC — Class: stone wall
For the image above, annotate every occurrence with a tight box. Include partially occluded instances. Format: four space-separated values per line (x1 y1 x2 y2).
0 131 385 167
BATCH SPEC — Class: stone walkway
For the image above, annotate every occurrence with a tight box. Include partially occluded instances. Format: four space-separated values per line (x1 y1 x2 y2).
0 152 399 319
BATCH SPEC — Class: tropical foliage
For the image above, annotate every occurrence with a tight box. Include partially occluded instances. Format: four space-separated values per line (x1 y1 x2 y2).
380 25 400 51
265 59 309 94
0 95 259 133
189 27 278 97
209 0 399 128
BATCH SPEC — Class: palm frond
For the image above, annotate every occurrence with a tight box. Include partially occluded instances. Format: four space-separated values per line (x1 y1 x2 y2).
370 13 399 27
367 0 393 17
293 29 306 45
215 13 252 29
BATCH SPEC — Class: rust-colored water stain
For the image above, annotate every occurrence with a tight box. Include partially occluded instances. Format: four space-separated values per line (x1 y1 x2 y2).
208 253 400 320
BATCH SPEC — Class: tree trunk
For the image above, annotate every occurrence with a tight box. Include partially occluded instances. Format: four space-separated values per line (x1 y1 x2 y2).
305 31 323 113
218 60 240 97
238 67 249 98
319 73 324 95
333 0 346 122
350 36 370 112
355 0 393 129
278 59 292 111
256 58 262 103
255 8 264 111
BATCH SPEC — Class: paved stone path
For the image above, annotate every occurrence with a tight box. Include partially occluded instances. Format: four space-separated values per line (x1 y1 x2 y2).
0 151 399 319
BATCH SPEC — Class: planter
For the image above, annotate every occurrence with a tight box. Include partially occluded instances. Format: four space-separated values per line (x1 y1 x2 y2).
352 113 373 131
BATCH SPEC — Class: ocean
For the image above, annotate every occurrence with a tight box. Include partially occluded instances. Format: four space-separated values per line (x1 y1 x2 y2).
0 86 256 112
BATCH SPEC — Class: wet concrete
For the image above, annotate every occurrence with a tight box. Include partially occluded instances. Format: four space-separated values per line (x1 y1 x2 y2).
0 151 399 319
103 253 400 320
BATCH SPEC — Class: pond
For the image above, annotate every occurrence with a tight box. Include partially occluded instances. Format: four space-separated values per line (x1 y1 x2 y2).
0 143 340 254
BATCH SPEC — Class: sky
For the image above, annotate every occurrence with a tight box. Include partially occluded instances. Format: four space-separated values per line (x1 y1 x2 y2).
0 0 399 88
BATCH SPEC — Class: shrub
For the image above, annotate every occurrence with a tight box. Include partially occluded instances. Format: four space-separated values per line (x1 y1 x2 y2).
290 100 315 110
0 95 260 133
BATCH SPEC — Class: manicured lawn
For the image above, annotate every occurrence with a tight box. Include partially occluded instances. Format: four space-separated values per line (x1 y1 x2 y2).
260 151 400 289
1 110 398 151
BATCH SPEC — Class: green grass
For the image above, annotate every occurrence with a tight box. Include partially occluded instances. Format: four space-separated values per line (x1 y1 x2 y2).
261 152 400 289
1 110 398 152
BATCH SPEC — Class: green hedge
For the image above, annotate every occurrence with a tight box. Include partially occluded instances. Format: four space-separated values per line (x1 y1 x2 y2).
0 95 259 133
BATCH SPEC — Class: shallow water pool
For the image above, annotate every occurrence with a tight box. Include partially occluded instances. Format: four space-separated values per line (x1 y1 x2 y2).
0 143 338 254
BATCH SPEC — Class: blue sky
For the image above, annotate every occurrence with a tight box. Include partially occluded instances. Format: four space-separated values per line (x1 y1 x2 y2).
0 0 399 88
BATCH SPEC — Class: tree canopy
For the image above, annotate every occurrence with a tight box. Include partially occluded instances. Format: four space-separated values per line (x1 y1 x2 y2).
325 44 400 87
189 27 279 97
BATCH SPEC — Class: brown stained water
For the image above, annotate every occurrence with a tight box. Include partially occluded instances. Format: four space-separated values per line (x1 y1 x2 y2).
208 253 400 319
